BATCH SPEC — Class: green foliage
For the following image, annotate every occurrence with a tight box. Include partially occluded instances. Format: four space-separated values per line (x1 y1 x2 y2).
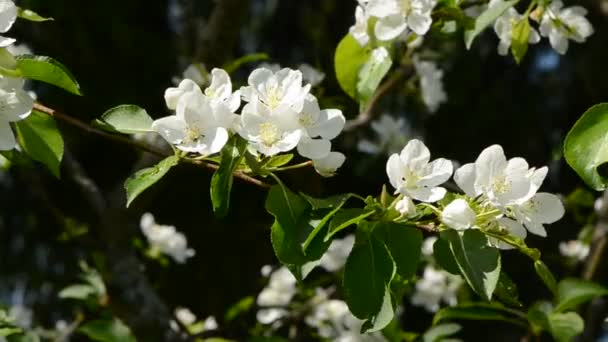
210 136 247 218
343 225 395 332
511 18 530 64
16 55 81 95
554 278 608 312
432 302 527 328
546 312 584 342
534 260 557 295
15 110 64 177
494 272 522 307
375 222 421 280
78 318 137 342
124 155 179 207
433 237 460 275
224 296 254 322
17 7 53 22
334 33 370 100
326 208 374 241
357 49 392 106
93 105 153 134
442 230 501 301
464 0 519 49
564 103 608 190
421 323 461 342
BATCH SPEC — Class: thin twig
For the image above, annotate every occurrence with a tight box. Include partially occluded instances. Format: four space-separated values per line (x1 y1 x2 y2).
344 66 411 131
33 102 270 189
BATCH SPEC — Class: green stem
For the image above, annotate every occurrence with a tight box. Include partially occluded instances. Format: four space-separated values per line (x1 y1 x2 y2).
269 160 313 172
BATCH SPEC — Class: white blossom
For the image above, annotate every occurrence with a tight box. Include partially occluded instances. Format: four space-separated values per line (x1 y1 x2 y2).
0 76 34 150
441 199 476 230
175 307 197 325
241 68 310 112
319 235 355 272
421 236 437 256
358 114 411 155
203 68 241 112
367 0 437 41
386 139 453 202
395 196 417 217
0 0 17 47
181 63 209 86
349 4 371 46
490 217 527 250
559 240 590 261
512 192 564 237
140 213 195 263
202 316 218 331
413 57 447 113
492 0 540 56
164 79 200 111
297 94 345 160
313 151 346 177
298 63 325 87
256 267 297 324
411 266 462 312
153 87 237 155
539 0 593 55
256 308 289 325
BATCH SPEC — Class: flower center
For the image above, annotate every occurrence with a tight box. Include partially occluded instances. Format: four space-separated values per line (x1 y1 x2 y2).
400 0 412 15
401 168 420 188
266 85 284 109
491 177 510 194
184 127 201 144
298 112 315 127
259 122 280 146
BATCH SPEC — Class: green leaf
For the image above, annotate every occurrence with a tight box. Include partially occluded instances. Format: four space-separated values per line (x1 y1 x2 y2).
78 318 136 342
0 328 22 338
432 303 527 328
464 0 519 49
210 136 247 218
443 230 501 301
262 154 294 169
7 332 40 342
93 105 153 134
301 193 353 210
225 296 254 322
266 183 311 266
433 236 460 275
422 323 461 342
554 278 608 312
375 222 421 280
326 208 375 241
334 33 371 99
58 284 97 300
17 7 53 22
15 110 64 177
547 312 584 342
343 228 395 332
534 260 557 295
357 48 392 106
124 155 179 207
510 18 530 64
564 103 608 190
222 53 270 74
16 55 81 95
494 272 523 307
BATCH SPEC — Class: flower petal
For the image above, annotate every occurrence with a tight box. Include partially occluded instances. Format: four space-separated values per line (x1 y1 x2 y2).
297 137 331 160
454 163 479 197
374 14 408 41
152 116 187 145
0 120 16 150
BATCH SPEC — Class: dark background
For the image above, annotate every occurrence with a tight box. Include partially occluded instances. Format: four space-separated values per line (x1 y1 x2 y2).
1 0 607 340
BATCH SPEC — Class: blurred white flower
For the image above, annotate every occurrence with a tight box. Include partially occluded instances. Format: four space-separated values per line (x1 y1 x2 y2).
202 316 218 331
559 240 590 261
386 139 453 202
395 196 416 217
413 57 447 113
7 43 32 56
0 76 34 150
357 114 410 156
7 305 33 328
181 63 209 86
312 151 346 177
320 235 355 272
441 199 476 230
539 0 593 54
492 0 540 56
421 236 437 256
140 213 195 263
298 63 325 87
0 0 17 47
256 267 296 324
411 266 462 312
175 307 196 325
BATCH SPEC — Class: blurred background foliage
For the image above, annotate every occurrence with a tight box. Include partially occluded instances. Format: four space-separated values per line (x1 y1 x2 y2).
1 0 608 340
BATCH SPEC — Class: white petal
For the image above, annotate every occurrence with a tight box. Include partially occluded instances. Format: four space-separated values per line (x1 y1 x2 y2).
549 30 569 54
0 36 15 47
152 116 187 145
407 12 433 36
273 129 302 155
205 68 232 101
375 14 408 41
0 120 15 150
495 218 527 249
311 109 345 140
386 153 404 191
313 152 345 177
454 163 479 197
474 144 507 191
0 1 17 33
399 139 431 169
396 196 416 217
528 192 565 224
408 186 446 202
357 139 380 154
297 137 331 160
441 199 476 230
367 0 400 17
0 87 33 122
164 79 200 110
419 158 453 187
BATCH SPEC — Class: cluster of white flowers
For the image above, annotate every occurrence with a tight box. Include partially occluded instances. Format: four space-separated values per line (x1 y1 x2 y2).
559 240 589 261
139 213 195 263
413 57 447 113
358 114 411 155
411 266 463 312
258 63 326 88
349 0 437 46
387 140 564 245
0 0 34 151
256 266 297 324
171 307 218 333
153 67 346 177
492 0 593 55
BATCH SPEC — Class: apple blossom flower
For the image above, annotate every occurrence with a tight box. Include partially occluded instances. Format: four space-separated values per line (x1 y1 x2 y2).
441 199 476 230
241 68 310 112
411 266 462 312
203 68 241 112
153 89 237 155
312 151 346 177
492 0 540 56
319 235 355 272
256 266 297 324
175 307 196 325
367 0 437 41
559 240 590 261
386 139 453 202
0 76 34 150
164 79 200 111
539 0 593 55
298 63 325 87
511 192 564 237
413 57 447 113
296 94 345 160
349 4 371 46
0 0 17 47
140 213 195 263
357 114 411 155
